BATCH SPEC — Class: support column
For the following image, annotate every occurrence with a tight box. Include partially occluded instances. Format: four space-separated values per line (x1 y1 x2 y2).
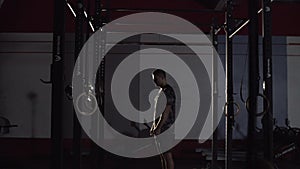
94 0 102 30
92 1 105 169
51 0 65 168
262 0 273 163
247 0 259 168
225 1 234 169
73 1 84 169
211 19 219 169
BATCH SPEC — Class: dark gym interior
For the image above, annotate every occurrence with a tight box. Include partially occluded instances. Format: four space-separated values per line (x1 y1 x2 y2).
0 0 300 169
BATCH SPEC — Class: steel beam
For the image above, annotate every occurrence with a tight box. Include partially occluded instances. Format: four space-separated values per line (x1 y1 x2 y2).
262 0 274 163
73 1 85 169
51 0 65 168
225 1 234 169
211 19 219 169
92 1 105 169
247 0 260 168
94 0 102 30
101 7 224 13
229 9 263 39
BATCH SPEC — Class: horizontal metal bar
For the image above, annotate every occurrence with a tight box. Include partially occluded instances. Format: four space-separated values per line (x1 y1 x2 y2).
229 8 263 39
101 8 224 13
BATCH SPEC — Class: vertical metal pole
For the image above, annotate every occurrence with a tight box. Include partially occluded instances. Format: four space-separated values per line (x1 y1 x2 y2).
95 0 102 30
211 19 219 169
247 0 259 168
51 0 65 169
73 1 84 169
92 1 104 169
262 0 273 163
225 1 234 169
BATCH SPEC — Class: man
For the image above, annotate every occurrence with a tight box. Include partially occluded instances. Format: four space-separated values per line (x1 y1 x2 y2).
150 69 175 169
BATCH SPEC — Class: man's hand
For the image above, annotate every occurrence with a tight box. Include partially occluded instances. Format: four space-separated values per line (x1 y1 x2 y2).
150 123 155 136
150 128 154 136
153 127 161 135
150 126 161 136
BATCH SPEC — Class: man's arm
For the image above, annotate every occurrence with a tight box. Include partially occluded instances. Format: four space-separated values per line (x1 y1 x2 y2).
153 105 172 135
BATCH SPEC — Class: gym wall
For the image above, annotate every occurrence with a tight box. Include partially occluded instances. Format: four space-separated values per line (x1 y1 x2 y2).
0 32 295 139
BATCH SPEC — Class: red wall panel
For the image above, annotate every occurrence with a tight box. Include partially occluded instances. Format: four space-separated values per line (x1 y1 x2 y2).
0 0 299 35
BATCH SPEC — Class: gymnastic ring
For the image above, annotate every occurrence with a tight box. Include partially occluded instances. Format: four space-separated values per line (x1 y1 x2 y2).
245 93 270 117
223 101 240 117
75 92 98 116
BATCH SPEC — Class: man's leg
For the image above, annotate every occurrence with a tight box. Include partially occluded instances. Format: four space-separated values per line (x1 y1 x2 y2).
164 152 174 169
159 153 167 169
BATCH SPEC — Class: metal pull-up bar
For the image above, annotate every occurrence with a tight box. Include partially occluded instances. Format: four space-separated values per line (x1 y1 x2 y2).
229 8 263 39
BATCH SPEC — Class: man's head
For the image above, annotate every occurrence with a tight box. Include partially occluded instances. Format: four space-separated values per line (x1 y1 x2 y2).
152 69 167 87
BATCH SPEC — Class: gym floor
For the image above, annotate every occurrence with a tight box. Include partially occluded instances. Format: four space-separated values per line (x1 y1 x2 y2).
1 154 300 169
1 139 299 169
